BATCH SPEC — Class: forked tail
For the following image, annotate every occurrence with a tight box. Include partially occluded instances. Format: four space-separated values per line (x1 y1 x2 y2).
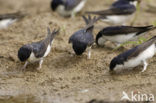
82 15 99 32
46 27 59 43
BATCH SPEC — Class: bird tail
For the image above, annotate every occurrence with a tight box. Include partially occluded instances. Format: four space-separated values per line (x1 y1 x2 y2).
82 15 100 32
144 25 156 30
143 25 156 31
82 15 96 25
136 25 156 35
46 27 59 43
148 25 156 30
82 15 104 25
147 35 156 43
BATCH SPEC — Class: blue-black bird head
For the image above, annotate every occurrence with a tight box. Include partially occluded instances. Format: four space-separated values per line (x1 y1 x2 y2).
72 43 87 55
110 57 118 71
51 0 64 11
95 31 103 46
18 45 32 62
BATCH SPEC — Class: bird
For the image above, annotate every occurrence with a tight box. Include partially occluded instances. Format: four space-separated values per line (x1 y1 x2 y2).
86 0 141 25
18 28 59 70
96 25 156 47
0 12 25 29
110 36 156 72
69 15 97 59
51 0 87 17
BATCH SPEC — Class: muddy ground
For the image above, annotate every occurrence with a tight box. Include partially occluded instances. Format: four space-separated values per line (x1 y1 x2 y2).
0 0 156 103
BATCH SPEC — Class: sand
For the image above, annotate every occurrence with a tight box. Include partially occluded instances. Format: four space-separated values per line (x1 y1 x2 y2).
0 0 156 103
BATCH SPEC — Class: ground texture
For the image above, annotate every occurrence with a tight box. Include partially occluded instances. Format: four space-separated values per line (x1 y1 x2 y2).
0 0 156 103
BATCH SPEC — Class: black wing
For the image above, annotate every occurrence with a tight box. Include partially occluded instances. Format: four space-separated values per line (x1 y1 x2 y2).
86 5 136 16
64 0 83 10
31 41 47 58
31 28 59 58
99 25 155 36
111 0 130 8
69 29 94 46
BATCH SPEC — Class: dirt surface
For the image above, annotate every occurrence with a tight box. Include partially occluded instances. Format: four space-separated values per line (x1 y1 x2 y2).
0 0 156 103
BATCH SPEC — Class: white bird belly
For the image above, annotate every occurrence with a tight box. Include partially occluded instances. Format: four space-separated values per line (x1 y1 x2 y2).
28 44 52 63
0 19 16 29
28 52 40 63
43 44 51 57
102 15 133 25
97 37 106 46
56 5 72 16
103 33 136 43
56 0 86 16
73 0 86 13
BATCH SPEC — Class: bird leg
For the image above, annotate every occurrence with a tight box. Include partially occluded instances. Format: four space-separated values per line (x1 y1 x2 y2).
142 60 148 72
71 12 76 18
87 46 92 59
37 59 43 70
21 61 28 71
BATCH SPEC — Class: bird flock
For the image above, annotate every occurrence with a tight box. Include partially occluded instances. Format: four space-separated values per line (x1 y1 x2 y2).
0 0 156 73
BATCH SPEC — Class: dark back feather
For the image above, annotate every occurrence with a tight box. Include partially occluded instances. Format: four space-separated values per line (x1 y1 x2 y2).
69 16 96 55
111 0 130 8
64 0 83 10
97 25 156 36
128 36 156 59
86 5 136 17
32 28 59 58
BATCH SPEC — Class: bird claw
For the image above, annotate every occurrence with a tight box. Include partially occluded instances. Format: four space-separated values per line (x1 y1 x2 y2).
20 61 28 72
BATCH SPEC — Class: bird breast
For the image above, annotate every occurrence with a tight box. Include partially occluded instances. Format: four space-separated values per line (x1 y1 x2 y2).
56 5 72 16
102 33 136 43
0 19 17 29
43 44 52 57
103 15 133 24
28 52 40 63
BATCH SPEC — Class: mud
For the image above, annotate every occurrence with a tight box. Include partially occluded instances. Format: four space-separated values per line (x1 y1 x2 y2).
0 0 156 103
